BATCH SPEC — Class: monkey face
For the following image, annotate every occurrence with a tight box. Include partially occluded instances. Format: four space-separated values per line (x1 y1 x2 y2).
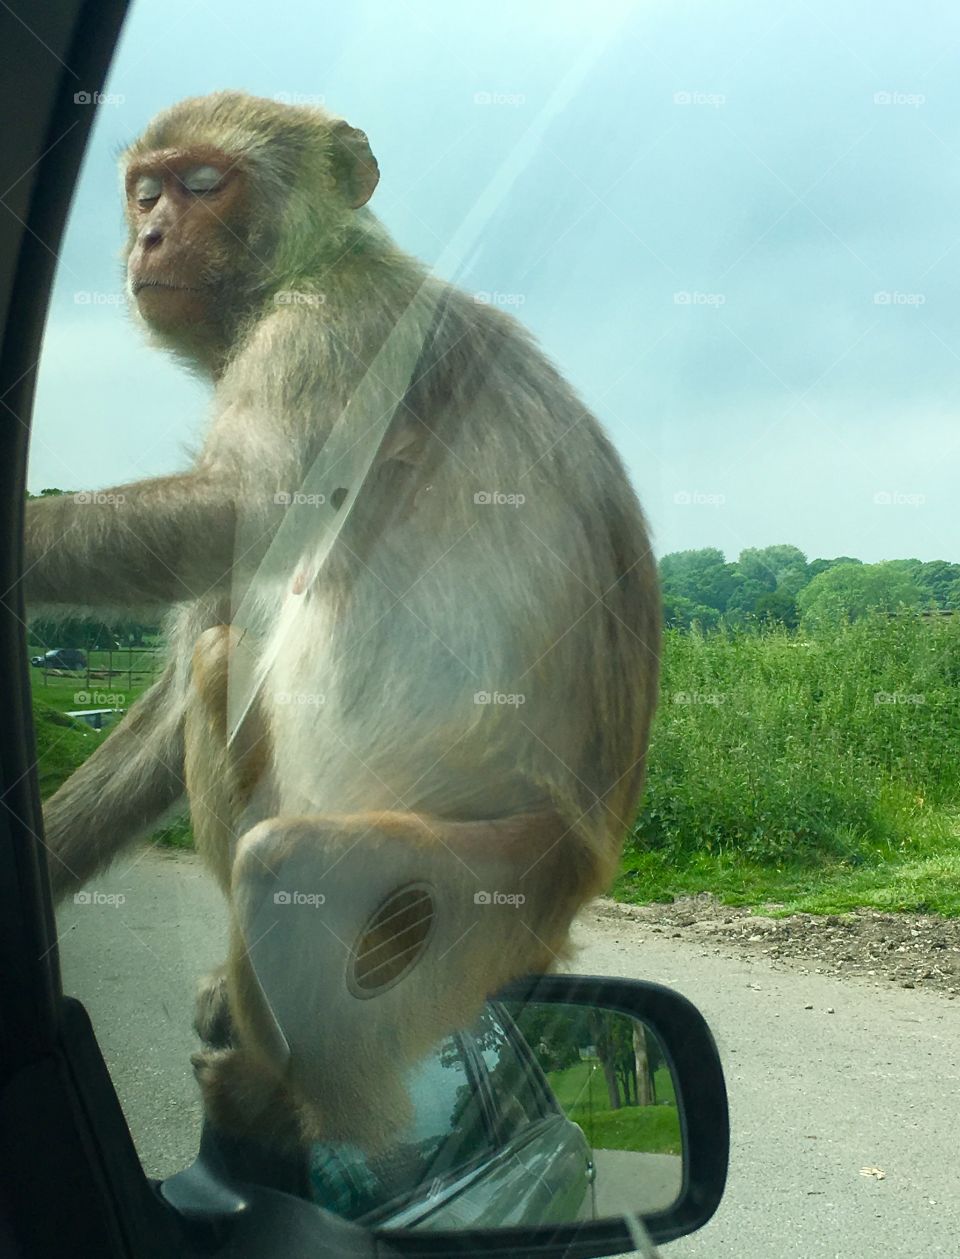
124 145 246 332
119 98 384 376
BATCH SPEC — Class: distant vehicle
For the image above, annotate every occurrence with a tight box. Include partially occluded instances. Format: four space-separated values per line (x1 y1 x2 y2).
30 648 87 670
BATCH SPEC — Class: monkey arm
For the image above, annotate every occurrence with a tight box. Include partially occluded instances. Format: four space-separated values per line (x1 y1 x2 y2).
23 473 237 607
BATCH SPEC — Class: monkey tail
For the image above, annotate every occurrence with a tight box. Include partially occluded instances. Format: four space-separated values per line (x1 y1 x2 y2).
41 662 186 902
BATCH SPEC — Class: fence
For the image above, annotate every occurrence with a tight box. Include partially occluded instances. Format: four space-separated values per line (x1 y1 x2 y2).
30 645 164 706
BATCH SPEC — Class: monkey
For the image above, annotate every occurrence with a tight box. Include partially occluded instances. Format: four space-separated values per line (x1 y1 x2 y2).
24 92 660 1152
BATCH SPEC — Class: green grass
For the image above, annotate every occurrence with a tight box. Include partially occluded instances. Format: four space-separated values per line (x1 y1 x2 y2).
573 1105 680 1155
28 611 960 914
621 614 960 916
32 702 103 799
29 680 153 712
27 643 161 712
152 814 195 850
548 1059 676 1111
29 675 154 712
616 840 960 917
31 690 194 850
546 1060 680 1155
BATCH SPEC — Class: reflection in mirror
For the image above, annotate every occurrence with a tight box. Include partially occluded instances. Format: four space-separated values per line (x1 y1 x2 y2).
507 1001 683 1219
299 999 681 1231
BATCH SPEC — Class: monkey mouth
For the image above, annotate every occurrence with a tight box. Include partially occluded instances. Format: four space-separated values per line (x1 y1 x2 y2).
133 280 201 294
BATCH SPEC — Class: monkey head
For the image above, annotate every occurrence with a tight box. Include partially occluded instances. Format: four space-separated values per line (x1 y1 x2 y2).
120 92 381 373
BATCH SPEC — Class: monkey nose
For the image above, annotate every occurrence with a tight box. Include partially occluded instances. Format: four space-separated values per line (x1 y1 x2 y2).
141 226 163 249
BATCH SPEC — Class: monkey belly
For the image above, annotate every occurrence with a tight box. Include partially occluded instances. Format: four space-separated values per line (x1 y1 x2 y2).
256 618 558 823
262 699 546 821
247 588 613 851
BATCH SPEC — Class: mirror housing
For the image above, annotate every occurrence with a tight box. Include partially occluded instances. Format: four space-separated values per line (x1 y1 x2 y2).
377 973 728 1256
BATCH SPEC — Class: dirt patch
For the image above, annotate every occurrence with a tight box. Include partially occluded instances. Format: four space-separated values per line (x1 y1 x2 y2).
597 894 960 995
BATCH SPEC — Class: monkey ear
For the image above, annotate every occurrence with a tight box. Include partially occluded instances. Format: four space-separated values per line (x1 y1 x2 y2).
329 120 380 209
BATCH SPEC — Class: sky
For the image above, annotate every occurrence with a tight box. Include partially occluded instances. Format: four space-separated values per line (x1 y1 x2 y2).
29 0 960 564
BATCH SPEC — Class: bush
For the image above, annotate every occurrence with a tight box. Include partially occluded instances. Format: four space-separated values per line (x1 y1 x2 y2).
631 614 960 868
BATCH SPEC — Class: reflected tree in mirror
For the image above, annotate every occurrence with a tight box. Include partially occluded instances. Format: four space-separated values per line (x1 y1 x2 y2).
506 1002 683 1216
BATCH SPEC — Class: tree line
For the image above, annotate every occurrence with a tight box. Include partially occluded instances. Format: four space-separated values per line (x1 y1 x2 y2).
660 545 960 631
29 489 956 638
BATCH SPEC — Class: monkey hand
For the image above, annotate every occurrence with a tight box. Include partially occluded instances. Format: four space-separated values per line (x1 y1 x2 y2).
194 966 234 1049
191 1044 307 1156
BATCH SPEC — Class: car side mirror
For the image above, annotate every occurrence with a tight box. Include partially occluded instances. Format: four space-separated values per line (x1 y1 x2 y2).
375 973 728 1256
163 974 728 1259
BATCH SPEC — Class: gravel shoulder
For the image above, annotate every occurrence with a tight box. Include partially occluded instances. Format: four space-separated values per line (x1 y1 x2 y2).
598 894 960 995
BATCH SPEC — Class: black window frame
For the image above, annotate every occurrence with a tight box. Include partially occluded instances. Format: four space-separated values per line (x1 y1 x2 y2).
0 4 190 1255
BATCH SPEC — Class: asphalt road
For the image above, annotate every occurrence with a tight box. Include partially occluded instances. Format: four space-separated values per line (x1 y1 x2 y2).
593 1149 683 1217
57 847 960 1257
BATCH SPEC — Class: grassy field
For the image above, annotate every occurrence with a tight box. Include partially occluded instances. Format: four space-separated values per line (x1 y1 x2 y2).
28 645 159 809
31 697 195 848
546 1060 680 1155
28 611 960 914
28 644 160 714
32 702 105 799
30 679 152 713
622 613 960 916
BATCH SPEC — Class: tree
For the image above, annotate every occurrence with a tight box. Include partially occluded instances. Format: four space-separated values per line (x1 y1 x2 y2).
912 560 960 608
724 577 770 623
28 617 159 651
589 1009 624 1110
632 1023 652 1106
736 545 808 595
511 1004 590 1075
752 589 799 628
798 561 923 629
807 556 862 580
585 1011 665 1111
659 548 737 614
662 592 720 631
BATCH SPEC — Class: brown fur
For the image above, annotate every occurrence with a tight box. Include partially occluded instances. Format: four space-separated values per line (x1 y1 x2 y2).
23 91 661 1151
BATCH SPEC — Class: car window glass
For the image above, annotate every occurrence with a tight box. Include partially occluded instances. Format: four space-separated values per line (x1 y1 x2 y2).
38 1 682 1192
28 2 960 1254
471 1004 547 1136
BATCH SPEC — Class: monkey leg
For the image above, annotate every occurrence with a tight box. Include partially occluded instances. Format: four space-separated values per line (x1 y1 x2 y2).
185 624 270 1047
193 808 606 1153
42 661 186 903
193 964 234 1050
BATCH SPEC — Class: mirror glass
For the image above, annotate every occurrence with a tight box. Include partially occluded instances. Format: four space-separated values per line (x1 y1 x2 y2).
506 1001 683 1219
301 999 683 1231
